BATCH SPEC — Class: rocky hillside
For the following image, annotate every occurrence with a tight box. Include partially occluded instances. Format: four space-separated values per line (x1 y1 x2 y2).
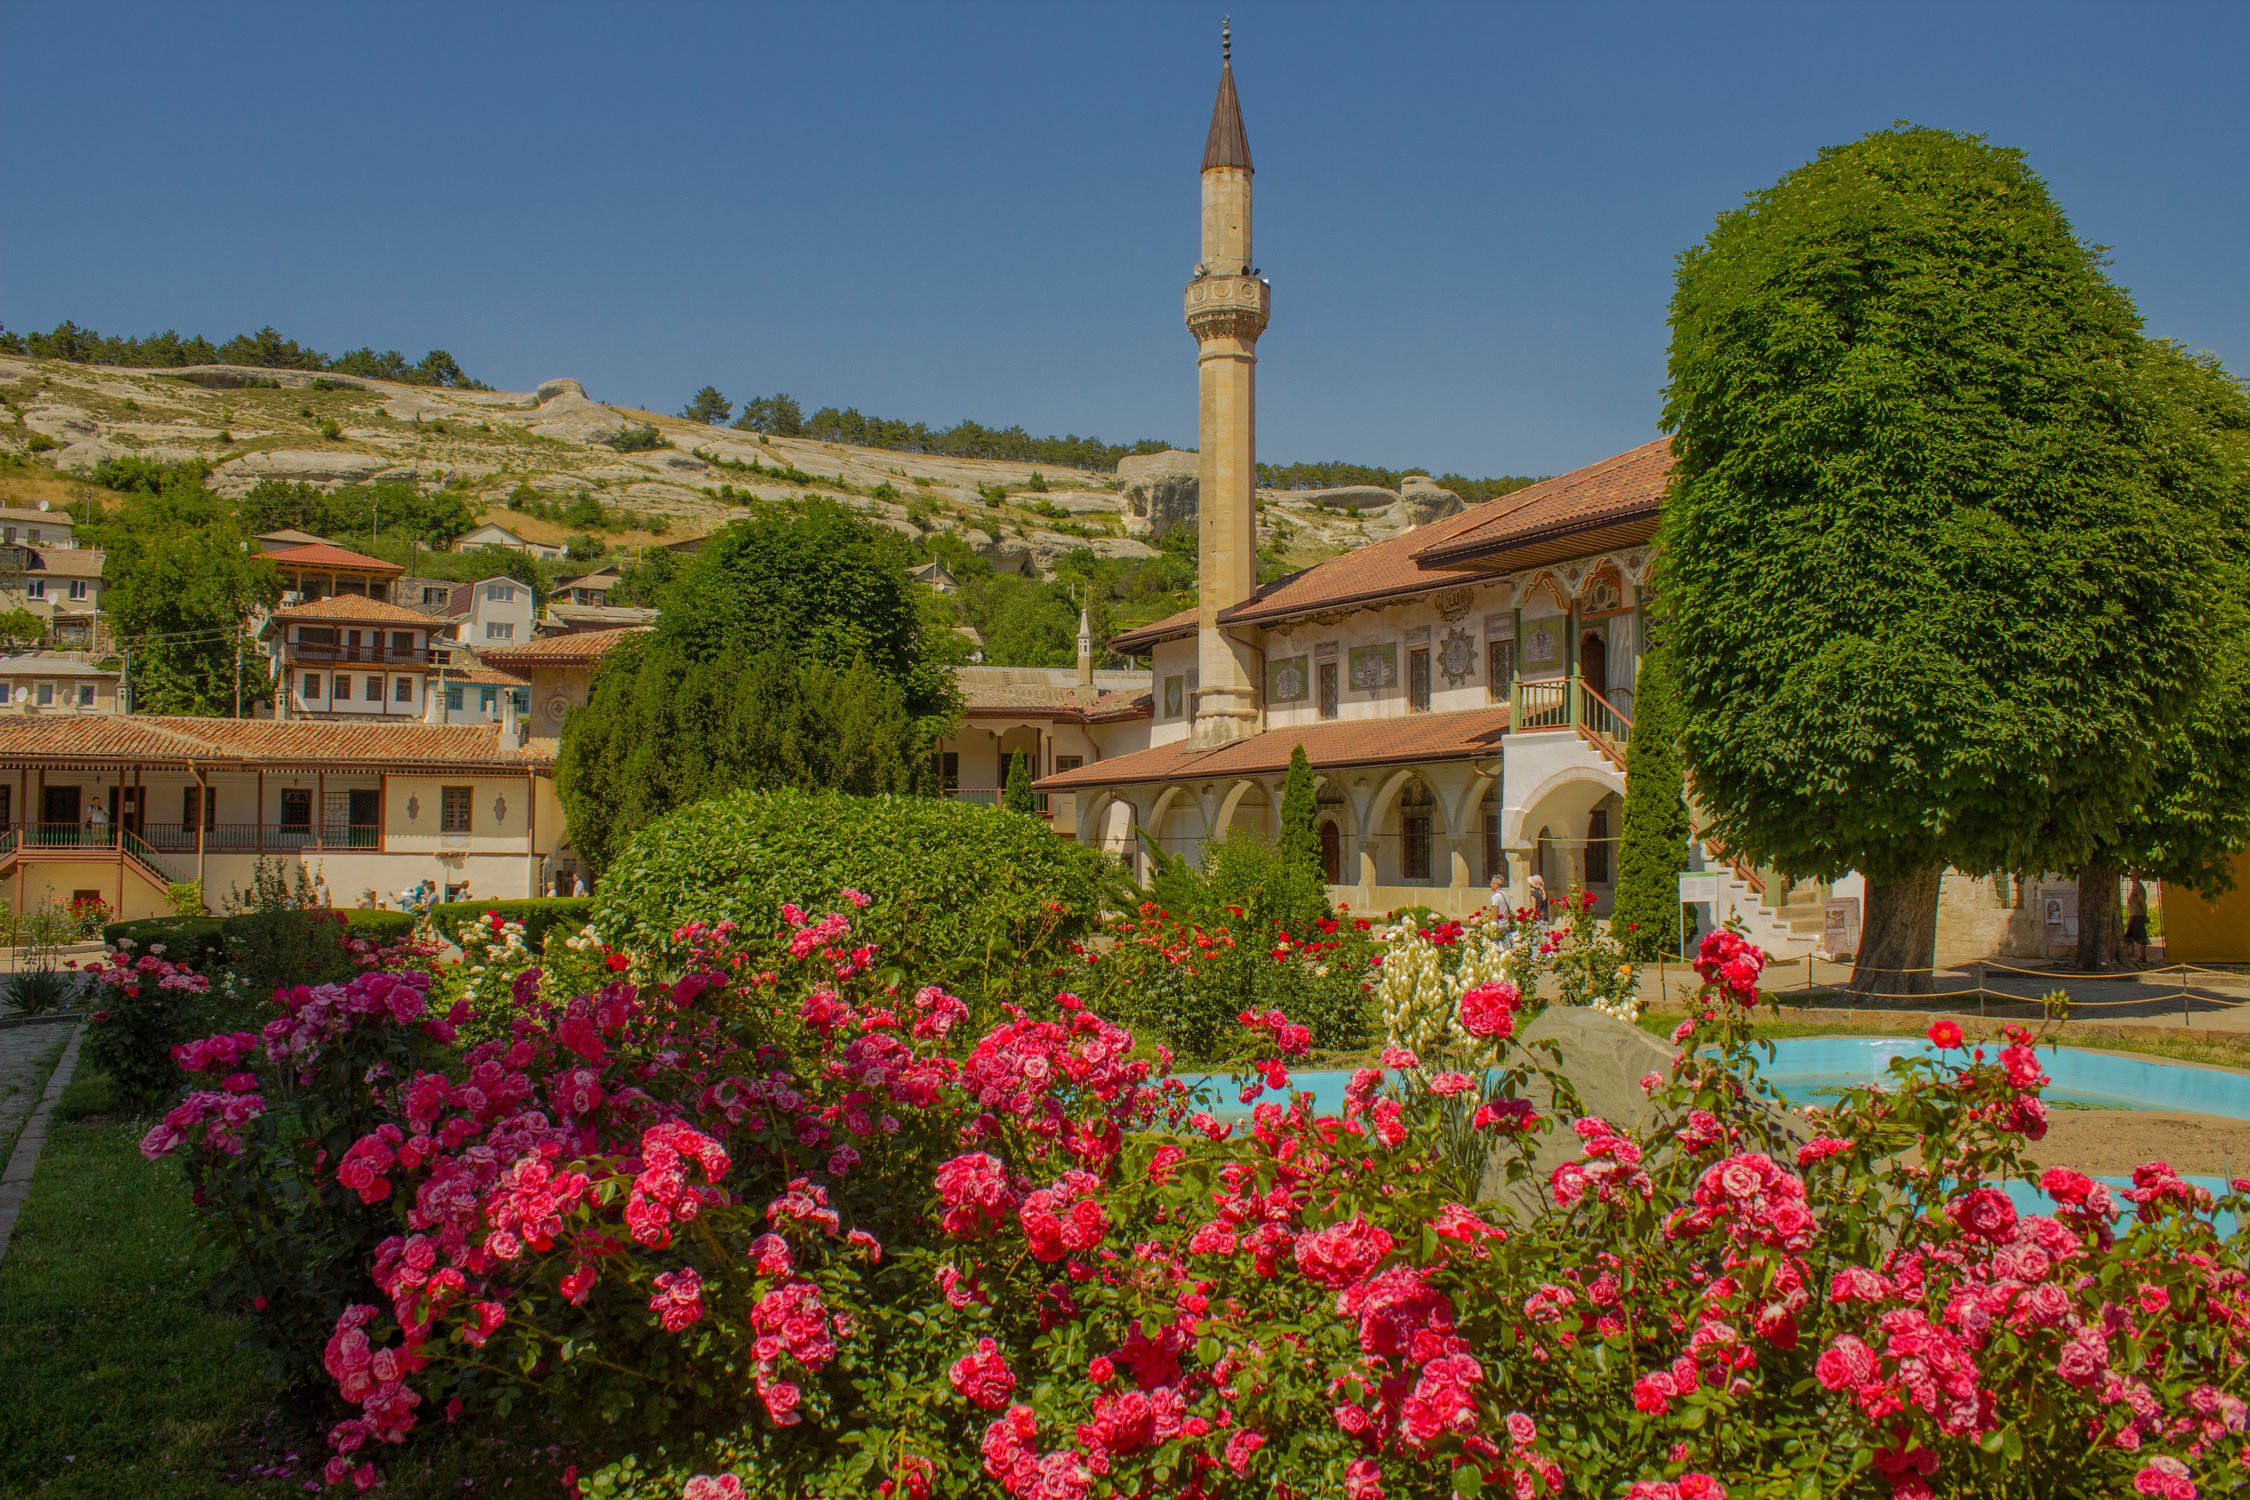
0 355 1471 578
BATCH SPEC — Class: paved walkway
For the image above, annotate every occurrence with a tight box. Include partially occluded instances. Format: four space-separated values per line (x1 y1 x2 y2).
0 1020 71 1161
0 1020 83 1267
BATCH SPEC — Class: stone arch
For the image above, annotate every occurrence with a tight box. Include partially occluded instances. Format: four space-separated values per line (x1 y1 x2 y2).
1502 764 1625 849
1214 777 1274 841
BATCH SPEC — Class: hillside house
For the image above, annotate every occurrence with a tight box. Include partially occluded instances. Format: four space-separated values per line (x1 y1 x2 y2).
262 596 440 722
266 542 402 604
0 543 106 649
0 716 563 916
0 654 121 714
0 505 79 549
455 522 562 560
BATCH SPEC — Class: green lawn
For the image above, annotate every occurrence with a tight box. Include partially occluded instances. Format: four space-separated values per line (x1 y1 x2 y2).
0 1073 558 1499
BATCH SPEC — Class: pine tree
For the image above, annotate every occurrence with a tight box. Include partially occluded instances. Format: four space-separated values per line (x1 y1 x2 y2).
682 386 733 425
1612 648 1691 961
1002 751 1036 815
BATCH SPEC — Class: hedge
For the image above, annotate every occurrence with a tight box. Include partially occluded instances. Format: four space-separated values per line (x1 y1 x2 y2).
100 908 417 971
427 897 596 950
591 788 1110 1004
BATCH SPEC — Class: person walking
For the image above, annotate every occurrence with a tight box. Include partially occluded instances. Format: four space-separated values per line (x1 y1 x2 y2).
1526 869 1549 919
2125 877 2151 966
1486 874 1511 925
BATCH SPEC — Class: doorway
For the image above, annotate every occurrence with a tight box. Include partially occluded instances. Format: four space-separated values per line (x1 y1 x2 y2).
108 785 143 836
1580 631 1608 698
42 784 79 831
1319 819 1341 884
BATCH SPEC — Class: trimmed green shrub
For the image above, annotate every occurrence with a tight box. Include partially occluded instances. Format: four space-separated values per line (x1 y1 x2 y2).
102 916 228 970
338 909 418 943
428 897 595 950
592 789 1109 1003
1613 646 1692 960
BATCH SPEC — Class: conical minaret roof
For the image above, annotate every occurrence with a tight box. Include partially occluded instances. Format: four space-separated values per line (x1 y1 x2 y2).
1202 41 1251 172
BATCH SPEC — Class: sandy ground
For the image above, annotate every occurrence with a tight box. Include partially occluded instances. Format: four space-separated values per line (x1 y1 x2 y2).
2030 1111 2250 1178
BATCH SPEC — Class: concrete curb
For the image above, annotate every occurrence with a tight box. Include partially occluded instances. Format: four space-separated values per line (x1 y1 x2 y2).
0 1021 86 1269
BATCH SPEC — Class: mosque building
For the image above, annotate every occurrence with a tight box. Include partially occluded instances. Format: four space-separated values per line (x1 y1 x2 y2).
1031 36 1759 938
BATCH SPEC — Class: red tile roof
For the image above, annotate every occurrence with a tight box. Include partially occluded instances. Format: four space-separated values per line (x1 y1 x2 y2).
1108 439 1673 654
956 666 1150 718
0 715 549 768
1034 705 1509 791
480 626 648 669
270 595 436 627
1414 438 1673 567
264 543 404 575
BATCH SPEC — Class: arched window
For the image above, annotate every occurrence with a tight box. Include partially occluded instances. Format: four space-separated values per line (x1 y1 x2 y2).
1319 819 1341 884
1400 780 1434 882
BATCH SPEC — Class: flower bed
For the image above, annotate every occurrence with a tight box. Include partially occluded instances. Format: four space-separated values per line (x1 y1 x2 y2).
136 903 2250 1498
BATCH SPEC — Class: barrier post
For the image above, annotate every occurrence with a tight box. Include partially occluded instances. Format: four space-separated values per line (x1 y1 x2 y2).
1806 953 1814 997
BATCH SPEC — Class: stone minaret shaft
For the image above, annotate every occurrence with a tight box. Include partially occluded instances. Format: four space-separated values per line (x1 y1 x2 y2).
1185 35 1268 747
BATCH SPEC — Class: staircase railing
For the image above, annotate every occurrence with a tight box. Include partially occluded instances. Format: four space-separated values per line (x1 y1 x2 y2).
1683 784 1777 902
1576 682 1631 771
122 830 188 887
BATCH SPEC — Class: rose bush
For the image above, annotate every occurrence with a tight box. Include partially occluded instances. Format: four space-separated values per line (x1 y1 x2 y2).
1061 901 1377 1062
144 904 2250 1497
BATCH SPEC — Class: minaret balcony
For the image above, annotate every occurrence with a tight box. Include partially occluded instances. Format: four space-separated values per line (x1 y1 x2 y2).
1185 274 1270 339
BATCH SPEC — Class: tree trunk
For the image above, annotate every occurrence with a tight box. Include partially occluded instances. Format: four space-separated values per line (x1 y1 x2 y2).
1847 864 1943 999
2072 863 2127 972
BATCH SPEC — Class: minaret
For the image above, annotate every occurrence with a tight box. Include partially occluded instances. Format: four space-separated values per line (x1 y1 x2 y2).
1076 606 1095 689
1185 18 1268 747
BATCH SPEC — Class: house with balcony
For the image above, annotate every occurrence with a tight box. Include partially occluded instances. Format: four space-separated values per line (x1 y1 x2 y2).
262 596 440 722
0 542 106 649
554 569 620 607
265 541 403 604
0 715 562 917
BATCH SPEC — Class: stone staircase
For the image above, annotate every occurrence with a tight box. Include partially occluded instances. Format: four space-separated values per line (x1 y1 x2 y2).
1685 843 1820 960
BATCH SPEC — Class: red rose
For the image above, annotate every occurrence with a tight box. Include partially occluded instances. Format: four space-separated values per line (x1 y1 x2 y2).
1926 1019 1964 1049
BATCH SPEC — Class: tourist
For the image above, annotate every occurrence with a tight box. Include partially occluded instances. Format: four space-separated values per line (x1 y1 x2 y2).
1526 869 1548 918
2125 877 2151 965
572 871 589 898
1486 875 1509 924
88 798 110 845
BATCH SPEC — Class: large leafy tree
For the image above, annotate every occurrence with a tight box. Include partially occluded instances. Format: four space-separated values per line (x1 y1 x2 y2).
556 501 959 868
1612 647 1691 961
1660 125 2223 995
94 474 281 714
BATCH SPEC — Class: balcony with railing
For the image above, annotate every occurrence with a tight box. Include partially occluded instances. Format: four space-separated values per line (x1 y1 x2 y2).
282 641 435 666
1506 672 1630 770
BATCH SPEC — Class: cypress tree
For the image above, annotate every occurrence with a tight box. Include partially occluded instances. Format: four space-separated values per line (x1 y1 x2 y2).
1612 649 1692 961
1275 745 1329 933
1278 746 1321 876
1002 751 1036 816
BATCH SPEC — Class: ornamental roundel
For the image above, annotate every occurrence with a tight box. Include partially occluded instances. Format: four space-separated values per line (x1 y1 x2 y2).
1347 644 1398 692
1437 627 1478 686
1582 569 1622 614
545 695 573 724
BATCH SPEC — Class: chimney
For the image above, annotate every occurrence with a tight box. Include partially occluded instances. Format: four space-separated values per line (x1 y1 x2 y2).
1076 608 1094 690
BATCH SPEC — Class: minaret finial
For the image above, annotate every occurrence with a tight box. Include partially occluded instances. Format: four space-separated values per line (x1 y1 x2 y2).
1222 17 1231 64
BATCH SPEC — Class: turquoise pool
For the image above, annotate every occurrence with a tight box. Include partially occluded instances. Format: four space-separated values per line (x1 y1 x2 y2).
1195 1037 2250 1122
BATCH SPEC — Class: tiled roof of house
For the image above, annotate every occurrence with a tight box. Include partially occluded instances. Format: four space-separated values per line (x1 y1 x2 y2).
0 653 116 677
956 666 1150 718
265 542 404 575
480 626 648 668
1108 439 1674 654
0 506 76 528
9 546 106 579
442 664 531 688
257 528 333 549
0 715 550 768
1413 438 1673 567
269 595 437 627
1035 705 1510 790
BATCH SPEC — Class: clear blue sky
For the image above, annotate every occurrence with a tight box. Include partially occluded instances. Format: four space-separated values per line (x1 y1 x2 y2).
5 2 2246 479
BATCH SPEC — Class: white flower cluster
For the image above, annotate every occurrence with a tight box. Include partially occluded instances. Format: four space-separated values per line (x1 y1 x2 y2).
1373 918 1532 1057
452 916 533 1013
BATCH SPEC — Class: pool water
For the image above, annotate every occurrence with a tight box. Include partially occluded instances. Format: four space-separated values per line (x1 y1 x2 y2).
1187 1036 2247 1226
1193 1037 2250 1121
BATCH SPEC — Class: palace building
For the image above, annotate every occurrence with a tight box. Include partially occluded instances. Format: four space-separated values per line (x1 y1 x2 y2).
1035 40 1818 950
